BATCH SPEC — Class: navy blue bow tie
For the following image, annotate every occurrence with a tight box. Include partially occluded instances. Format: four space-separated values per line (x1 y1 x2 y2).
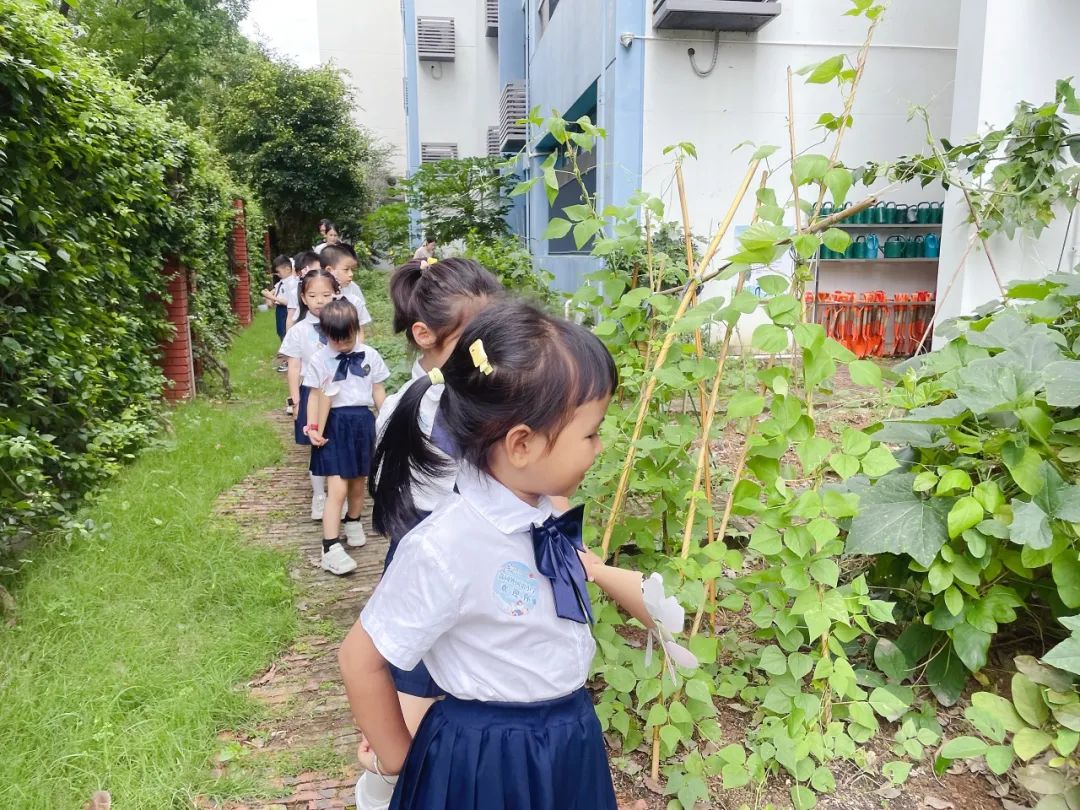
334 351 369 382
531 504 593 625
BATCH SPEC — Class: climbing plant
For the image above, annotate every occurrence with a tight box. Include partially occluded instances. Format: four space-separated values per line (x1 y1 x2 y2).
1 0 258 552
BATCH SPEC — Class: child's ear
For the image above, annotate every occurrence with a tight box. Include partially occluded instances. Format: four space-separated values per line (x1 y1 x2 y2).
411 321 438 350
503 424 536 469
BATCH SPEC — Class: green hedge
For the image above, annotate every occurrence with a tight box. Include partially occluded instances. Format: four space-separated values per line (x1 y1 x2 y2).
0 0 261 550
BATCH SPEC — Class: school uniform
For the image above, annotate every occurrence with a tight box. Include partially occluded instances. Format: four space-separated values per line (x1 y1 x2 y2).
340 281 373 327
283 275 300 323
279 313 326 445
304 342 390 479
372 359 458 698
361 468 616 810
273 278 290 338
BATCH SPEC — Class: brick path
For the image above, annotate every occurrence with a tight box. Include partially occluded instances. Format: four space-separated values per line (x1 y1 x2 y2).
204 407 385 809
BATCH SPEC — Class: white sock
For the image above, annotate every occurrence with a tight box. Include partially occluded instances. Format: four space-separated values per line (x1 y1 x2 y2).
355 771 397 810
310 474 326 498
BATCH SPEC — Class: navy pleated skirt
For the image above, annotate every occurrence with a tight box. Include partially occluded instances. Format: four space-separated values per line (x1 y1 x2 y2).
309 405 376 479
293 384 312 446
275 304 288 338
389 688 616 810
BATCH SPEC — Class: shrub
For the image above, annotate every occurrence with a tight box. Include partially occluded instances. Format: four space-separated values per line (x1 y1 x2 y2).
0 0 256 549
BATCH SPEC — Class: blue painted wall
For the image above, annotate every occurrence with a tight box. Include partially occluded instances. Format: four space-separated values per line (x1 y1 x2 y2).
518 0 646 293
401 0 422 240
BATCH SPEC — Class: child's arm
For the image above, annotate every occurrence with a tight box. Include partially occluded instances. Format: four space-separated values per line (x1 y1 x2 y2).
287 357 302 419
307 389 331 446
339 622 412 775
260 288 277 305
372 382 386 411
579 556 654 629
286 309 298 330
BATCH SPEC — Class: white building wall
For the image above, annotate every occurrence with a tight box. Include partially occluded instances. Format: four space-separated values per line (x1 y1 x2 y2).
415 0 500 159
936 0 1080 328
638 0 960 337
317 0 407 174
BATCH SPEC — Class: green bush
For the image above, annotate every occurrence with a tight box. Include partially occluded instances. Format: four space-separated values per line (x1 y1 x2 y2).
0 0 257 550
463 232 557 304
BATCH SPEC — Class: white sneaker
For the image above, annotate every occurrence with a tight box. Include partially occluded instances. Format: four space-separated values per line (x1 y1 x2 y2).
344 520 367 548
285 402 294 416
311 494 326 521
356 770 396 810
321 542 357 576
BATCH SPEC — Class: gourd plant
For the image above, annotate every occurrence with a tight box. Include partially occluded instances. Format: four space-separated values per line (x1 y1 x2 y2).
503 2 918 806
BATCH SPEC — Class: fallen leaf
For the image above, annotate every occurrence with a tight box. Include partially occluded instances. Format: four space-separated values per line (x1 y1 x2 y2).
923 797 954 810
248 663 277 687
642 775 664 795
878 787 903 800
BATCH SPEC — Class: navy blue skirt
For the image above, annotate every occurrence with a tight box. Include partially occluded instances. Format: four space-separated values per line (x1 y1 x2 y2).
293 384 312 446
389 688 616 810
275 304 288 338
384 511 444 698
309 406 376 479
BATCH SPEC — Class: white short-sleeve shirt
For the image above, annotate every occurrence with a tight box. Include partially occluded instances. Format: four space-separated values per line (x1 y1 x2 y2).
283 275 300 312
303 342 390 408
278 313 324 376
361 468 596 702
375 360 456 512
340 282 373 326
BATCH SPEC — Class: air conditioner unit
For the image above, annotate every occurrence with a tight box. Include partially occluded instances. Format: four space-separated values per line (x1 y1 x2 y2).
420 143 459 163
487 126 501 157
417 16 455 61
485 0 499 37
499 81 527 152
653 0 781 32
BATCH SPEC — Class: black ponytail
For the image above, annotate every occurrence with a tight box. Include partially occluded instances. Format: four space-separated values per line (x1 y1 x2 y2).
371 298 617 538
370 378 455 539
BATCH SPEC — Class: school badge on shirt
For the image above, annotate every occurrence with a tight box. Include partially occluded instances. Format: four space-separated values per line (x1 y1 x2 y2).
492 561 540 617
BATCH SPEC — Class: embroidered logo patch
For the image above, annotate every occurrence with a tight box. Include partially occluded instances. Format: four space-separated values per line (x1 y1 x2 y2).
492 561 539 617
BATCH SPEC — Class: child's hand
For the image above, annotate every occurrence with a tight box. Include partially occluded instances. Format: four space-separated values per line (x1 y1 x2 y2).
357 736 401 776
577 548 604 582
309 429 328 447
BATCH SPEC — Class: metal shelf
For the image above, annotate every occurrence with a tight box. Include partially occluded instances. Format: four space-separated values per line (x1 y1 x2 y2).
820 258 940 265
832 223 943 230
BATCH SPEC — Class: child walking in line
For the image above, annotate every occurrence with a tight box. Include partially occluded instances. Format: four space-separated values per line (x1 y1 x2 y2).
321 243 373 339
351 258 503 810
306 300 389 575
287 251 322 332
279 268 339 522
262 254 296 340
340 299 693 810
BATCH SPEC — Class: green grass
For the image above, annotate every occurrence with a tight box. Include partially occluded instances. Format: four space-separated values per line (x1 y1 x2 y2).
0 312 298 809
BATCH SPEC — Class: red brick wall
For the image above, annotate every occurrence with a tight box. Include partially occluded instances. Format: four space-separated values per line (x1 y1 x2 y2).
230 198 252 327
160 255 195 403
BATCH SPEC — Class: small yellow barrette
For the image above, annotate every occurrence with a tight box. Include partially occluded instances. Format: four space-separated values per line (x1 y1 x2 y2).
428 367 445 386
469 339 494 375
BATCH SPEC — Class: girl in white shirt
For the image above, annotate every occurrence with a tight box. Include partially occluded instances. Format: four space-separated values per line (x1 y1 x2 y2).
305 300 390 575
278 269 339 521
352 258 503 810
340 299 683 810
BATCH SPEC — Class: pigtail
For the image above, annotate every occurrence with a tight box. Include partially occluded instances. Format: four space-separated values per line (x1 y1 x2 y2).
388 260 425 334
371 376 456 540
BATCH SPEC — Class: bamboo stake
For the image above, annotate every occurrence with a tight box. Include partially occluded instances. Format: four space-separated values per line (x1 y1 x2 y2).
600 159 761 557
675 161 717 550
961 187 1007 296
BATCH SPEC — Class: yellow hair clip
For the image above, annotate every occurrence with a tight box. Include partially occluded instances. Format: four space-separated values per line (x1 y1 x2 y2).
469 339 494 375
428 367 444 386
